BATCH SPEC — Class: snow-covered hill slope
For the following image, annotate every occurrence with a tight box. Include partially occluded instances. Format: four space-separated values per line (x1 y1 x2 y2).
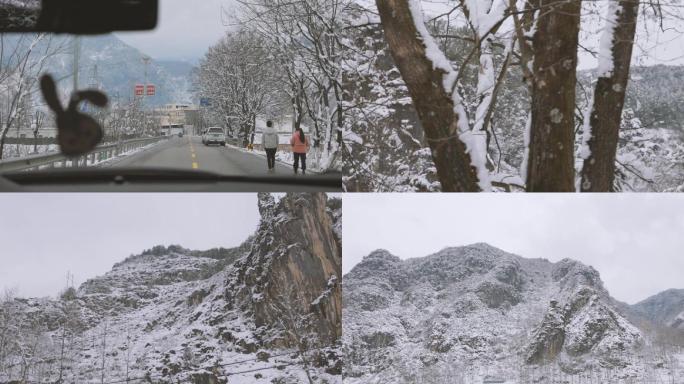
343 243 683 383
0 193 342 384
631 289 684 329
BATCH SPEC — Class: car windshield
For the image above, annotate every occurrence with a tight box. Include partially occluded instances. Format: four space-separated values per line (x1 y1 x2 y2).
0 0 343 180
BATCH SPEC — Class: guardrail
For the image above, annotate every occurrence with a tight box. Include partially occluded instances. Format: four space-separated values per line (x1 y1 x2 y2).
4 137 57 145
0 136 168 173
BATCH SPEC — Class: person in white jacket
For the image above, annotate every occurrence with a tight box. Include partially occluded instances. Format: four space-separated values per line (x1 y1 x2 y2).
263 121 279 172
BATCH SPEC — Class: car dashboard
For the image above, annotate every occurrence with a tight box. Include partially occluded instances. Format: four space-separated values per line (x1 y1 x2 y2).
0 168 342 192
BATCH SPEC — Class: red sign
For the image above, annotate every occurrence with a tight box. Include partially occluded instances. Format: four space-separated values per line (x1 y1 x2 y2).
146 85 156 96
134 84 144 96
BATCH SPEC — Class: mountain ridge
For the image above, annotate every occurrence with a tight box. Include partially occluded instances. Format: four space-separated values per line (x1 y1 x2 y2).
343 243 683 383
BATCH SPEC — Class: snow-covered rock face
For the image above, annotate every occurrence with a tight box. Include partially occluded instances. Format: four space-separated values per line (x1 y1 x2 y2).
73 246 231 321
527 287 643 370
343 243 666 384
225 193 342 349
0 193 342 384
551 258 605 295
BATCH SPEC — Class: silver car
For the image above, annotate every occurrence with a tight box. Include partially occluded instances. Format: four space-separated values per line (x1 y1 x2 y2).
202 127 226 146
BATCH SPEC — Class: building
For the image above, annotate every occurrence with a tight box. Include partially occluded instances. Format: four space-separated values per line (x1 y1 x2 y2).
155 104 199 136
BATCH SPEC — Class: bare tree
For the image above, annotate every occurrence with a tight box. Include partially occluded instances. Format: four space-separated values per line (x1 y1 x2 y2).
197 30 280 147
100 320 108 384
31 108 45 153
0 288 18 379
231 0 349 168
55 271 82 383
267 277 327 384
17 317 46 383
0 33 66 159
124 328 132 383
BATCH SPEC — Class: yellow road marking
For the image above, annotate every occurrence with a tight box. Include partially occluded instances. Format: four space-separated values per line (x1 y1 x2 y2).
189 136 198 169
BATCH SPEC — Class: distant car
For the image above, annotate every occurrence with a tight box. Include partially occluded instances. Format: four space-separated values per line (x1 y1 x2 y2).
178 132 184 138
202 127 226 146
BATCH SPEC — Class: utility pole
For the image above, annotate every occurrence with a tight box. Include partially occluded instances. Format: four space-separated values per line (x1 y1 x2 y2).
84 64 102 115
142 55 151 106
72 36 81 92
142 55 151 136
88 64 101 90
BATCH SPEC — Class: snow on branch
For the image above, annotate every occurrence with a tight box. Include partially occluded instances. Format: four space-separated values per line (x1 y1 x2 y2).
407 0 492 191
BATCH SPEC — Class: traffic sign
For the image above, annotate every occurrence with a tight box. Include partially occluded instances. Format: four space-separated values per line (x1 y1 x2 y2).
200 98 211 107
134 84 144 96
146 85 156 96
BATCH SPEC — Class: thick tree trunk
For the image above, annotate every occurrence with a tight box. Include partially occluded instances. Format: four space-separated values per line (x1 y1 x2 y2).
250 114 257 145
526 0 582 192
580 0 639 192
375 0 481 192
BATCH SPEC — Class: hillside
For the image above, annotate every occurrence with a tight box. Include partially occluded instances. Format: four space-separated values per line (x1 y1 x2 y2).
631 289 684 328
343 243 684 383
0 193 342 384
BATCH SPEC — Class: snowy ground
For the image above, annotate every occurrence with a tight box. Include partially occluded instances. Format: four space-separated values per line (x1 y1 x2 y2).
1 144 59 159
228 144 340 173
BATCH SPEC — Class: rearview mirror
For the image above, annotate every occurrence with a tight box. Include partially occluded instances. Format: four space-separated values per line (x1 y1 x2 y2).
0 0 157 34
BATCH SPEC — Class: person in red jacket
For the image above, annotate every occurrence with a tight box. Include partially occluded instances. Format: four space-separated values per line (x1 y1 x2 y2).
290 127 310 175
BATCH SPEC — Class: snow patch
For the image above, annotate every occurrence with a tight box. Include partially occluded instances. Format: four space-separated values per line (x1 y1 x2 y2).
597 1 622 77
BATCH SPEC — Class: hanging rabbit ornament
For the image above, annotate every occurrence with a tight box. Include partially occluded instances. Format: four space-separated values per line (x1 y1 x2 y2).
40 74 108 157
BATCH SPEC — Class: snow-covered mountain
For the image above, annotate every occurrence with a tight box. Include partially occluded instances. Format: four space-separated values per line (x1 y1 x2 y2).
69 35 194 106
631 289 684 330
343 243 683 383
0 193 342 384
1 33 194 106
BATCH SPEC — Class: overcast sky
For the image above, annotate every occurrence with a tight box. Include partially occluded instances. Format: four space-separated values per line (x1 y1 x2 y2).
0 194 259 299
116 0 235 61
343 194 684 305
109 0 684 67
419 0 684 70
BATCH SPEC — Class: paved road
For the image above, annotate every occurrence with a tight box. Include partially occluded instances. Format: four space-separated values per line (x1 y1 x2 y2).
107 136 296 176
